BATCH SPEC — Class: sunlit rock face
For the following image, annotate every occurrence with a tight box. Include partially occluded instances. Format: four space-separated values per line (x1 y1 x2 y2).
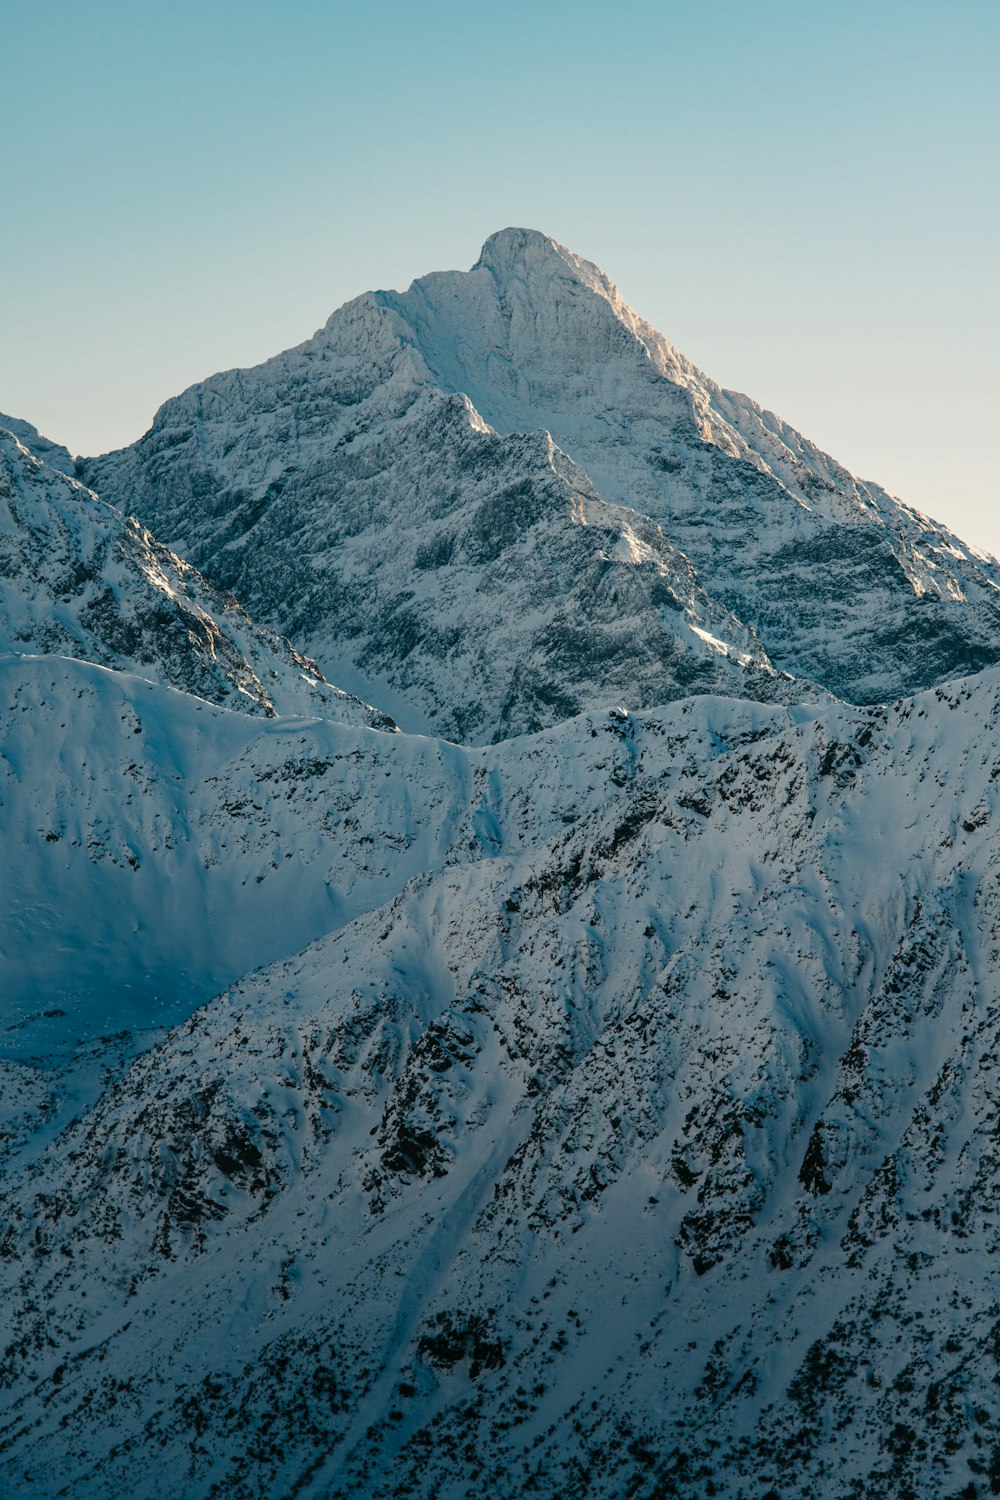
86 228 1000 737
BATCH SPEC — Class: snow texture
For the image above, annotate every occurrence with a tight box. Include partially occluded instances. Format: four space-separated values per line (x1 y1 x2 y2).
4 666 1000 1499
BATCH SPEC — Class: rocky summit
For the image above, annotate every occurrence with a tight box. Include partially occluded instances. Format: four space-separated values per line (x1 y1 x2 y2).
84 229 1000 738
3 234 1000 1500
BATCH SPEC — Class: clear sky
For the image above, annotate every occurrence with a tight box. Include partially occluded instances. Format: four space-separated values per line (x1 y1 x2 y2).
3 0 998 551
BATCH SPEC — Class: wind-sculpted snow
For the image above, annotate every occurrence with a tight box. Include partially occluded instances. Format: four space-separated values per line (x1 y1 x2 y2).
0 428 395 728
4 669 1000 1497
86 228 1000 728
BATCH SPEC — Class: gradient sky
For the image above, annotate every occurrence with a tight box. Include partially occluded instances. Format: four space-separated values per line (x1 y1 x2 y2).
3 0 998 550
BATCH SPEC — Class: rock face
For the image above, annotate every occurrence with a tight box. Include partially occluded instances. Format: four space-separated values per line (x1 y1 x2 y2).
0 426 395 727
85 228 1000 735
83 350 812 744
3 668 1000 1498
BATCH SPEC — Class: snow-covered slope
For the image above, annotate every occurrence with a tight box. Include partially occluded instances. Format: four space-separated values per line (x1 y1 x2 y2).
85 229 1000 728
0 427 394 727
0 412 75 476
0 652 444 1067
84 364 813 743
4 666 1000 1498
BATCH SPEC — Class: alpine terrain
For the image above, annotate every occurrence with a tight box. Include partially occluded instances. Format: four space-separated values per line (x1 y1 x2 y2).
3 232 1000 1500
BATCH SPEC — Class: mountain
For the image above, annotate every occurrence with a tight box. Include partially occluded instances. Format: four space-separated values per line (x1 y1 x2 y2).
5 233 1000 1500
3 666 1000 1498
81 350 814 744
0 425 395 727
84 228 1000 737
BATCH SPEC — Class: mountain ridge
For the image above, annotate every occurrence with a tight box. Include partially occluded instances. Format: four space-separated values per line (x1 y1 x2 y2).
82 230 1000 738
82 315 818 743
0 426 395 728
4 659 1000 1497
5 232 1000 1499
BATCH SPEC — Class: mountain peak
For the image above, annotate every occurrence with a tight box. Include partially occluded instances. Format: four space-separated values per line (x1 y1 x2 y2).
468 227 639 334
473 226 572 277
84 232 1000 724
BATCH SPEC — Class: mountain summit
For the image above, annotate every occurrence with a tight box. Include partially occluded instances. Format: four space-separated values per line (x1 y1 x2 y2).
84 231 1000 742
470 225 626 298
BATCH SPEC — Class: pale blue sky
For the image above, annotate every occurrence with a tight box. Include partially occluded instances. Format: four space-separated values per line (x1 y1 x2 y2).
3 0 998 549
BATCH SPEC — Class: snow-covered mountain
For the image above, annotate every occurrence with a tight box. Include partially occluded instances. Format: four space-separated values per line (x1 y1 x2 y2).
82 364 813 743
4 665 1000 1498
0 425 395 727
6 233 1000 1500
85 229 1000 734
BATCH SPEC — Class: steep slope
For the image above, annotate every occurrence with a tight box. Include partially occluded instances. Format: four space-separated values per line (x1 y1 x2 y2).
4 668 1000 1498
85 229 1000 726
366 228 1000 700
0 652 448 1066
0 427 394 727
0 412 75 476
83 357 810 743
